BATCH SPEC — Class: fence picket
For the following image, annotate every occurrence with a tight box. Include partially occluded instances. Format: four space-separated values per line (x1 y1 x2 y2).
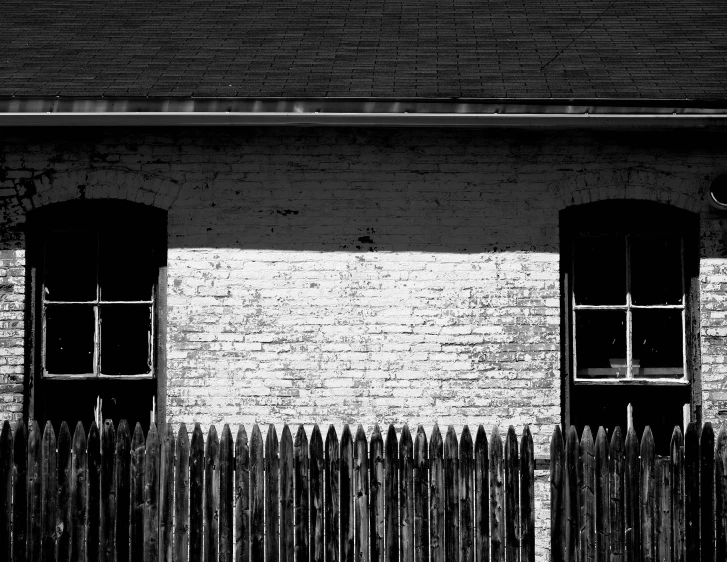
70 422 87 562
640 427 656 562
235 426 250 562
489 427 504 562
609 427 624 562
386 425 399 562
160 424 175 562
281 425 294 562
655 458 671 562
266 425 280 562
579 426 595 562
250 425 264 562
87 422 101 562
41 422 57 562
310 425 324 562
370 424 384 562
205 426 220 562
0 421 11 562
131 423 146 562
13 420 27 562
354 425 369 562
220 425 233 562
430 425 444 562
685 422 699 562
295 425 310 562
413 426 429 562
701 423 715 562
594 427 609 562
100 421 116 562
716 426 727 562
28 420 42 562
460 426 474 562
670 426 685 562
504 426 519 562
145 423 160 562
341 425 354 562
624 426 640 562
400 425 414 562
175 424 190 562
190 423 205 562
520 426 534 562
325 426 340 562
444 426 459 562
550 426 564 562
115 421 131 562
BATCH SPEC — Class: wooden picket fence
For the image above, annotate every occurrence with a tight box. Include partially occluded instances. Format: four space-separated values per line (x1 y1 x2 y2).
549 422 727 562
0 420 535 562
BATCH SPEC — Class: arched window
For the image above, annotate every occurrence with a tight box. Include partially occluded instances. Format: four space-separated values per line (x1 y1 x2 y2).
561 200 700 453
27 200 167 434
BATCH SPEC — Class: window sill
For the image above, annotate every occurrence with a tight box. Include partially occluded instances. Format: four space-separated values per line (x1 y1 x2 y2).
43 374 155 381
574 377 689 386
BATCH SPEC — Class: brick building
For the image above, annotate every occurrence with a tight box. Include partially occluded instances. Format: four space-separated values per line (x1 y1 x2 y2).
1 1 727 558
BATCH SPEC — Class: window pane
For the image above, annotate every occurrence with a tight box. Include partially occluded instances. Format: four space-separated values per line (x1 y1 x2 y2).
575 310 627 377
99 233 155 301
100 305 152 375
632 310 684 375
45 232 97 302
573 236 626 305
45 306 95 374
631 235 682 305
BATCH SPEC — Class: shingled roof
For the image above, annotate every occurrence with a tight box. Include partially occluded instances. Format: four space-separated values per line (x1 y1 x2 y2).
2 0 726 100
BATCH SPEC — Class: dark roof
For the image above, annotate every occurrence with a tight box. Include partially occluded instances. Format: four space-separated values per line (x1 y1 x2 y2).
2 0 726 100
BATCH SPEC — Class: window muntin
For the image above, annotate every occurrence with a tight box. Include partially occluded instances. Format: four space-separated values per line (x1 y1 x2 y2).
572 232 686 382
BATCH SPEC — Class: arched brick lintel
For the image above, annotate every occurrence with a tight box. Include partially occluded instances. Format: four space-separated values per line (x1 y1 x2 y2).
20 168 180 211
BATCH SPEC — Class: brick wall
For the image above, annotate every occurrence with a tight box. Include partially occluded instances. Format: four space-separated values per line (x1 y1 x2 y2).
1 126 727 560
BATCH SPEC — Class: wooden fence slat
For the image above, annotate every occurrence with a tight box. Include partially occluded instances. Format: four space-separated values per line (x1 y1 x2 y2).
430 425 444 562
131 423 146 562
370 425 384 562
250 425 264 562
443 426 459 562
294 425 310 562
0 421 11 562
159 424 175 562
340 425 354 562
13 419 27 562
145 422 160 562
28 420 42 562
354 425 369 562
413 426 429 562
701 423 715 562
475 425 489 562
41 422 57 562
280 424 294 562
87 422 101 562
204 426 220 562
400 425 414 562
609 427 624 562
579 426 595 562
325 426 340 562
504 426 519 562
655 458 672 562
670 426 685 562
100 421 116 562
386 425 399 562
235 426 250 562
115 421 131 562
624 425 640 562
716 426 727 562
550 426 564 562
594 427 609 562
520 426 534 562
70 422 87 562
310 425 324 562
489 427 503 562
190 423 205 562
564 426 579 562
265 425 280 562
218 425 232 562
460 426 474 562
640 427 656 562
175 424 190 562
685 422 700 562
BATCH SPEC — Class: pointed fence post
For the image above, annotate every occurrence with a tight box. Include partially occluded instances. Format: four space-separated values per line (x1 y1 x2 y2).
386 425 400 562
594 427 609 562
460 426 474 562
354 425 369 562
325 426 340 562
115 421 131 562
265 425 280 562
175 424 190 562
13 419 27 562
550 426 564 562
413 426 429 562
370 425 384 562
41 422 57 562
489 427 504 562
205 425 220 562
28 420 42 562
87 422 101 562
220 425 233 562
504 426 519 562
671 426 685 562
474 425 489 562
250 425 264 562
640 427 656 562
280 425 294 562
430 425 445 562
610 427 625 562
701 423 715 562
294 425 310 562
400 425 414 562
310 425 324 562
235 426 250 562
70 422 87 562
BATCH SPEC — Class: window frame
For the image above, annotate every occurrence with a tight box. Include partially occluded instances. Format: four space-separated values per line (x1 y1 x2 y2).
26 199 167 426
